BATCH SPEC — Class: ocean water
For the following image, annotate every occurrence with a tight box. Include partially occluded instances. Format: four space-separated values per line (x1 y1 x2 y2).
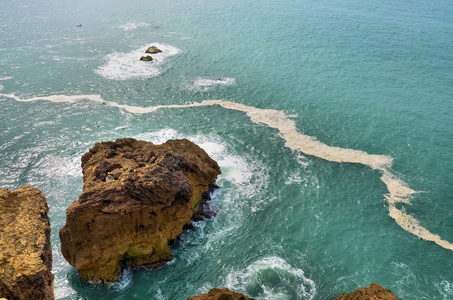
1 0 452 299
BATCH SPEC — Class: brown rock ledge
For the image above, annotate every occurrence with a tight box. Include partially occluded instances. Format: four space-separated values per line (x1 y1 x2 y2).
59 138 221 283
0 185 54 300
188 287 255 300
336 283 400 300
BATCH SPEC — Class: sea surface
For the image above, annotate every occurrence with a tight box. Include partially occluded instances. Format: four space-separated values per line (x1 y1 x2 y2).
1 0 452 299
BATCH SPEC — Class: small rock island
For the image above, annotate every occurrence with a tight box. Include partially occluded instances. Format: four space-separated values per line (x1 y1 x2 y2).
59 138 221 283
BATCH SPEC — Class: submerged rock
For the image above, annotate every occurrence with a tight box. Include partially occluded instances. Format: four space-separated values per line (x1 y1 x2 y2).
336 283 400 300
59 138 221 283
0 185 54 300
188 288 255 300
145 46 162 54
140 55 153 61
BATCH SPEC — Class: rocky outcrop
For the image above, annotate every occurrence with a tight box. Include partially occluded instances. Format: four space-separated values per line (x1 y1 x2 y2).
145 46 162 54
59 138 221 283
140 55 153 61
0 186 54 300
336 283 399 300
188 288 255 300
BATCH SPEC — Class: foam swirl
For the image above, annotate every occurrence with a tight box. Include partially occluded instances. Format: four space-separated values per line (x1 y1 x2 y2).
225 256 316 299
1 92 451 251
94 43 180 80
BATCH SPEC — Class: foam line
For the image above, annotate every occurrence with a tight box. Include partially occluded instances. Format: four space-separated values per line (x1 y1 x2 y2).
202 100 394 170
1 92 452 251
389 206 453 251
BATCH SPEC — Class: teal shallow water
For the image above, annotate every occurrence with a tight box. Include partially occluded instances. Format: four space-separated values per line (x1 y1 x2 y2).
1 0 453 299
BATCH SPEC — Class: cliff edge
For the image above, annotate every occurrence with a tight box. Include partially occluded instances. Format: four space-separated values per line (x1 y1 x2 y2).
0 185 54 300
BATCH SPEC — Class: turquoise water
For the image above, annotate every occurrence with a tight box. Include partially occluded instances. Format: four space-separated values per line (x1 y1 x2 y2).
1 0 453 299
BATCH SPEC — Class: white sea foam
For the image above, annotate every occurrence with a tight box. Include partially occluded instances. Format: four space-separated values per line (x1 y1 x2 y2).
135 128 180 145
225 256 316 300
285 172 303 185
34 154 82 181
118 22 150 31
94 43 180 80
0 76 12 91
109 270 133 291
193 77 236 91
1 92 452 252
436 280 453 298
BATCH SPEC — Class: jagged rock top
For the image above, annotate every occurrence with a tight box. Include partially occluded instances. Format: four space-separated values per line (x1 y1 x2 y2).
77 138 220 207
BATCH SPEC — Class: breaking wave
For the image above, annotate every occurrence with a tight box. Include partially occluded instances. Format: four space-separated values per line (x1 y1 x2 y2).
1 92 452 252
225 256 316 300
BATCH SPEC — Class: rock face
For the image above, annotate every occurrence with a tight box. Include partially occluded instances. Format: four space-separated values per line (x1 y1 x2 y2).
145 46 162 54
140 55 153 61
59 138 221 283
188 288 255 300
0 185 54 300
336 283 400 300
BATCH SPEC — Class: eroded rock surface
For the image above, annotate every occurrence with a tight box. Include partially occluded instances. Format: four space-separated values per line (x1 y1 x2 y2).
336 283 400 300
188 288 255 300
59 138 221 283
140 55 153 61
145 46 162 54
0 185 54 300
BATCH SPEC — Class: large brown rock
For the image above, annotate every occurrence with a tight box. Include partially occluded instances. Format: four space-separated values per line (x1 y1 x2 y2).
0 185 54 300
188 288 255 300
59 138 221 283
336 283 400 300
